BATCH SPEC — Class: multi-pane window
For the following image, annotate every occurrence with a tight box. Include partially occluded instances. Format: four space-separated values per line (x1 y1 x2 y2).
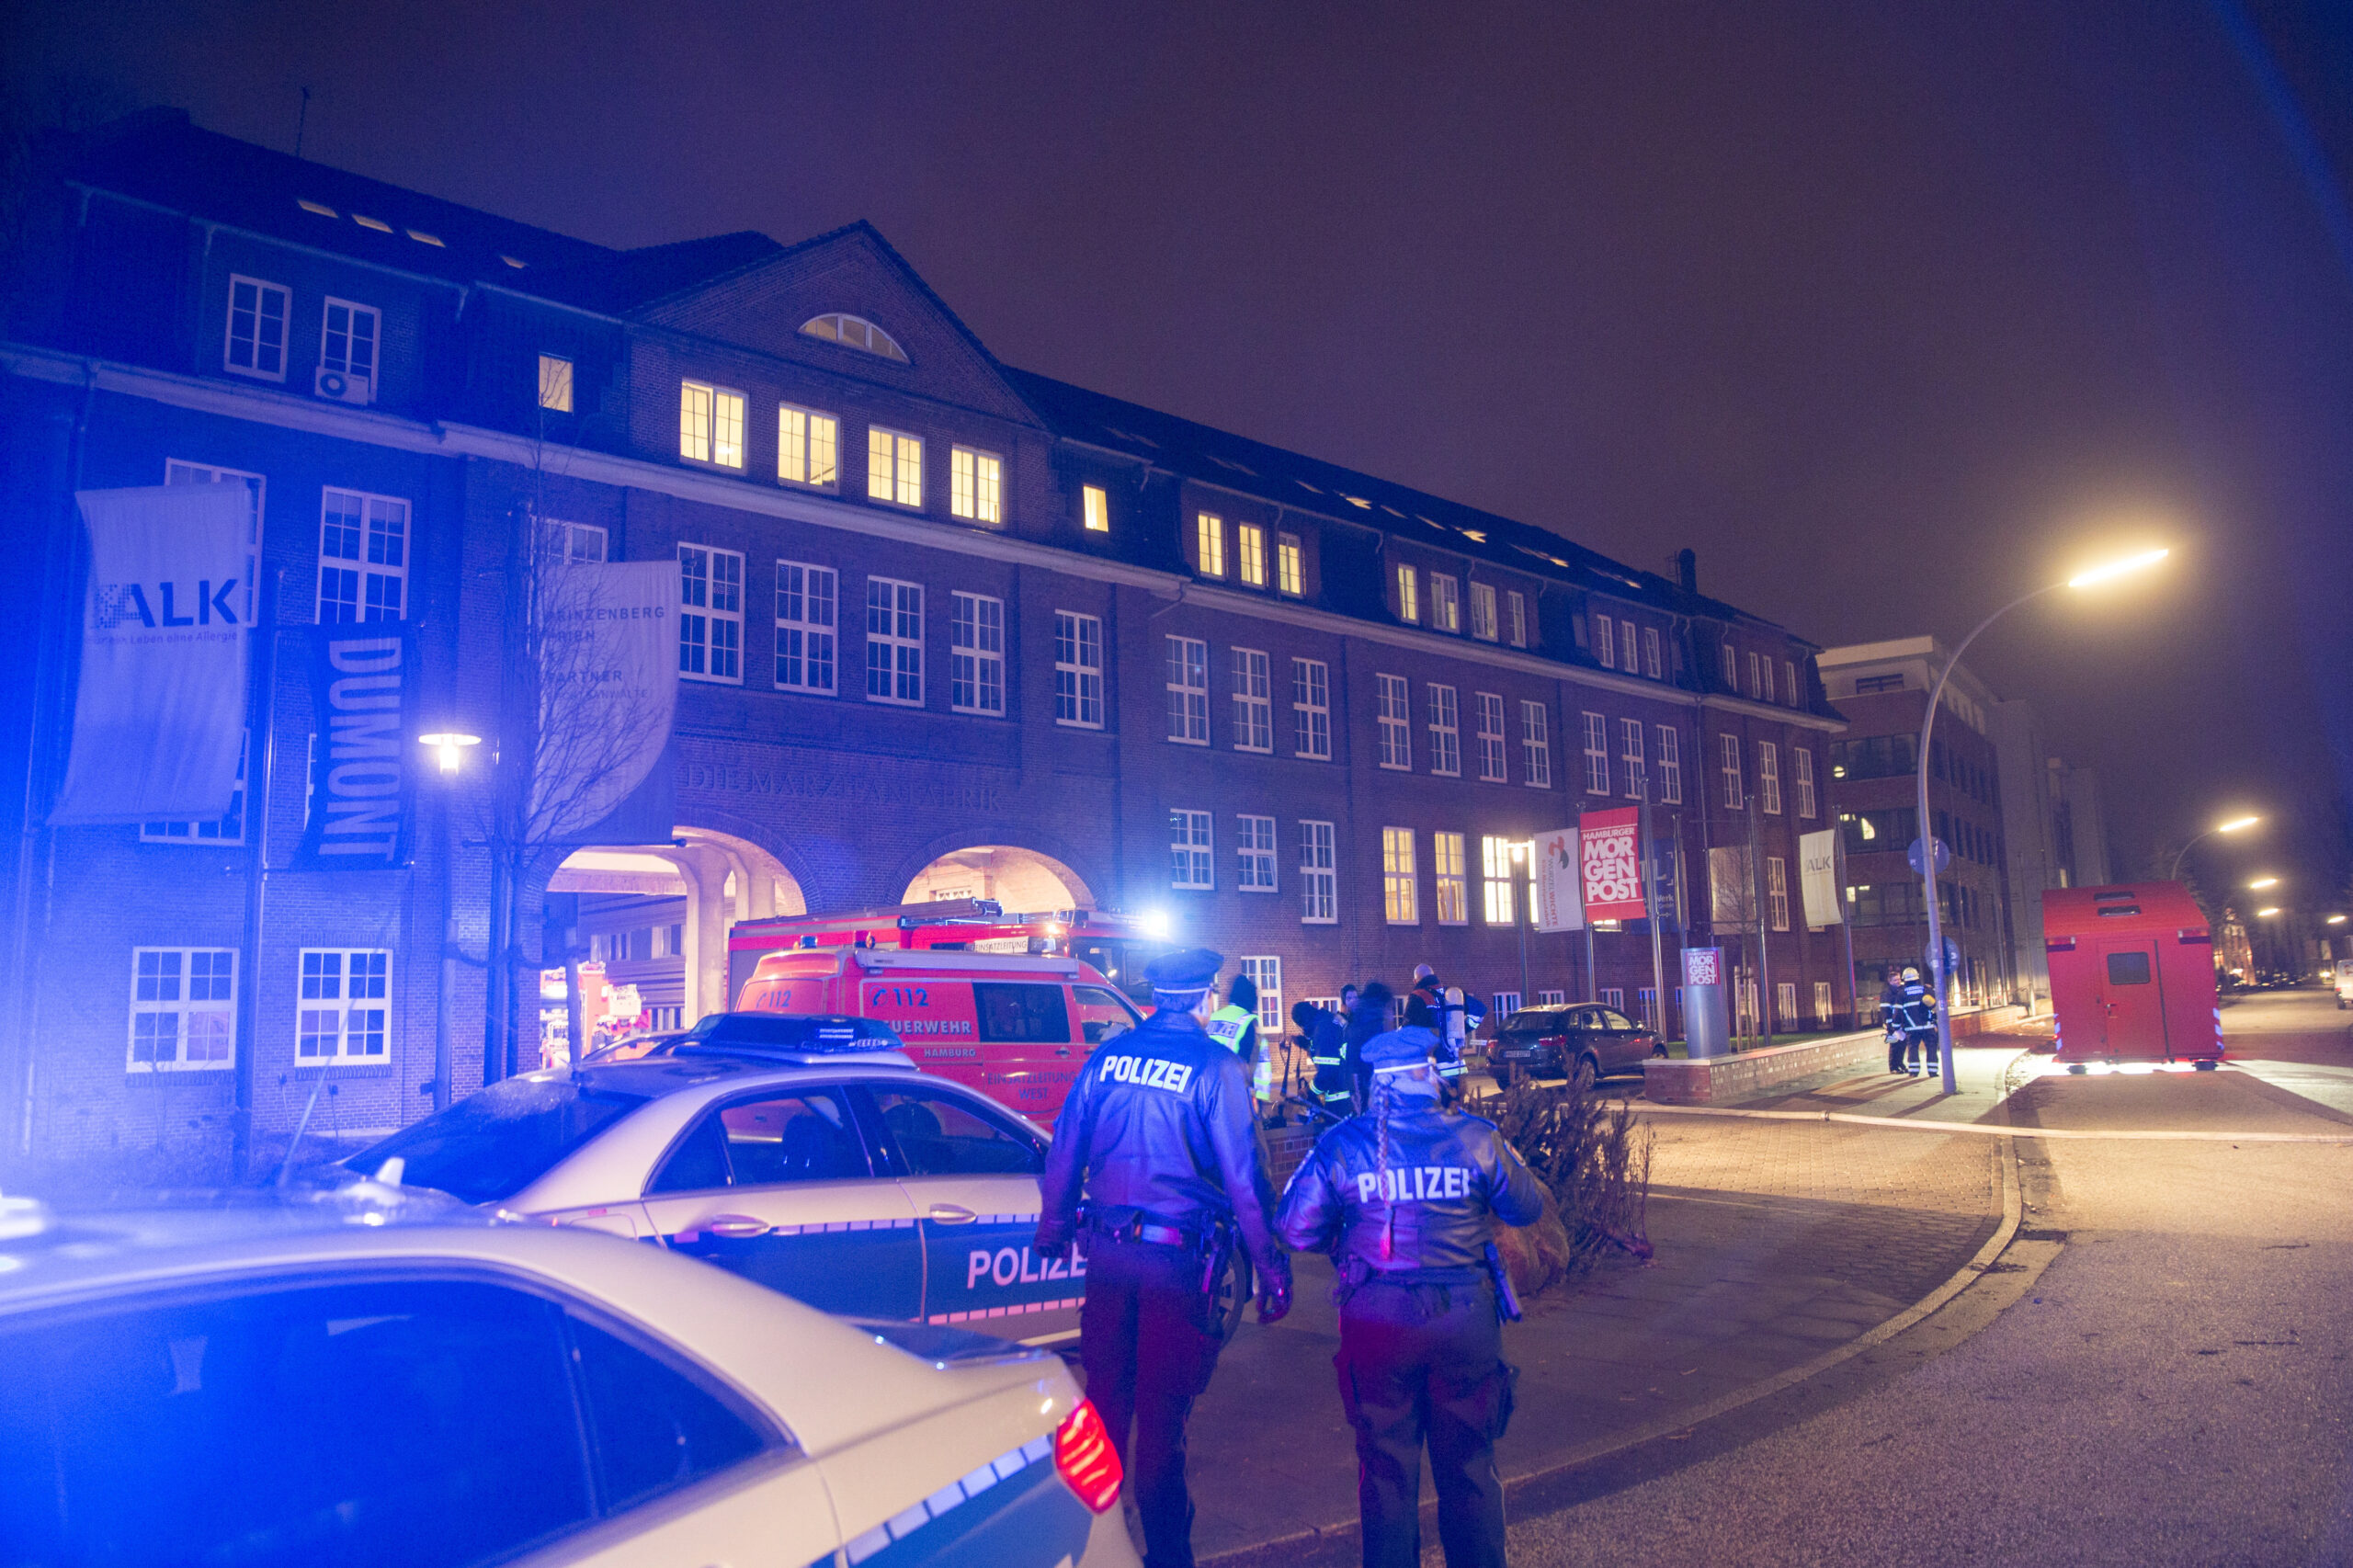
1506 590 1528 647
297 948 391 1062
774 561 836 693
1475 693 1507 782
1722 643 1739 688
1232 649 1274 752
1759 741 1782 814
1537 989 1567 1007
866 577 925 704
1521 701 1552 788
1434 832 1469 925
1748 652 1765 700
1493 990 1524 1018
1083 484 1110 532
1239 957 1283 1031
1761 657 1777 704
224 275 289 380
1165 636 1210 744
950 447 1003 523
1381 827 1418 924
678 544 744 683
1785 660 1800 706
1277 533 1303 595
318 490 408 623
1377 674 1412 769
1656 725 1683 804
1793 746 1817 818
779 405 840 487
1292 658 1331 759
1481 835 1518 925
949 592 1005 714
1644 627 1663 679
1395 566 1419 623
1300 821 1338 923
1171 810 1213 890
678 381 745 468
1470 582 1498 641
1196 514 1225 576
538 354 574 412
1237 524 1267 586
1430 574 1461 633
1779 981 1800 1024
167 460 262 623
1767 857 1790 931
129 948 235 1072
143 731 247 845
543 518 607 562
1721 734 1745 810
1620 620 1638 676
320 298 379 399
1054 611 1103 727
1813 981 1835 1023
1595 613 1615 668
1237 814 1278 891
868 427 923 506
1427 685 1461 776
1582 711 1609 795
1620 718 1647 801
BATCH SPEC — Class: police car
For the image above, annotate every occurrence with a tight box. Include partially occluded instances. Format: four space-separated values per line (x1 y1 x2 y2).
340 1014 1091 1345
0 1185 1135 1568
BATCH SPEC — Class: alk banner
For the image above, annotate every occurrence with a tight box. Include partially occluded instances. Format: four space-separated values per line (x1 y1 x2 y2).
1799 828 1844 927
1579 806 1647 922
1531 825 1585 932
51 485 251 824
294 624 419 868
529 562 678 845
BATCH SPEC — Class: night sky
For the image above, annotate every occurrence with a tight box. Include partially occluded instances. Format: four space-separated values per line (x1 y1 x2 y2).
15 1 2353 905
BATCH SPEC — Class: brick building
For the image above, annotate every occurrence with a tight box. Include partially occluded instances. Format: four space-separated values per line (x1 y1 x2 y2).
0 111 1846 1169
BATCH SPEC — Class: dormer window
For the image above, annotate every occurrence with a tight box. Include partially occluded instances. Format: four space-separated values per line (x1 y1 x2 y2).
801 313 907 362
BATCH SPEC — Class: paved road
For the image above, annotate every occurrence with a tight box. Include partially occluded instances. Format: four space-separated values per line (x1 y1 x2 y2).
1502 986 2353 1566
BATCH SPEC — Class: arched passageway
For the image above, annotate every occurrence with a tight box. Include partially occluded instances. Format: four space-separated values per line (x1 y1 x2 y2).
900 845 1094 913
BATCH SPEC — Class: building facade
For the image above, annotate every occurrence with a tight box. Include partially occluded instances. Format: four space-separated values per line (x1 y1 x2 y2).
0 112 1847 1171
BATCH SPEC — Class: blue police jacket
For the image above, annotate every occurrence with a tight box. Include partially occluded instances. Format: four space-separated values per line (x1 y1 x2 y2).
1035 1007 1283 1278
1274 1098 1545 1274
1890 981 1937 1033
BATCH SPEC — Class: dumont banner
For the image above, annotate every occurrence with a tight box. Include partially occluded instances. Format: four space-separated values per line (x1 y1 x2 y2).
529 562 678 845
51 485 251 824
1531 826 1585 932
293 624 419 868
1580 806 1647 922
1799 827 1844 927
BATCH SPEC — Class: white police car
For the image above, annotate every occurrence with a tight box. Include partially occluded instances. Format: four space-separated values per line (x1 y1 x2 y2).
340 1014 1089 1344
0 1186 1135 1568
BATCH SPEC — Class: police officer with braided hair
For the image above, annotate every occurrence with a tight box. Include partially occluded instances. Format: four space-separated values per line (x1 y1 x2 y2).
1276 1028 1545 1568
1036 948 1292 1568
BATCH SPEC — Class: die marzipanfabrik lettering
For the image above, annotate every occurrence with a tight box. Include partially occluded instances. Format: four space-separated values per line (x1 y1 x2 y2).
294 626 419 869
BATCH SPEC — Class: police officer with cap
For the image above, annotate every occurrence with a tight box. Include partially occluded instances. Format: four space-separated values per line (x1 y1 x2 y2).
1276 1027 1544 1568
1036 947 1292 1568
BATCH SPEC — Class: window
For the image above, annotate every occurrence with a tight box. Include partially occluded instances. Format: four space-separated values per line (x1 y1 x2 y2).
1054 611 1103 727
165 460 263 620
1594 612 1615 667
537 354 574 412
143 731 247 845
678 381 745 468
774 561 836 693
1785 660 1800 705
1470 582 1498 641
1083 483 1110 532
1722 643 1738 688
678 545 744 683
1232 648 1273 751
297 948 390 1062
1239 957 1282 1031
1493 991 1523 1018
1656 724 1683 804
1432 832 1470 925
1644 627 1663 679
1830 733 1918 780
1620 718 1646 801
1292 658 1331 759
1430 574 1461 633
1758 741 1782 814
128 948 235 1071
1845 881 1928 926
1237 814 1277 891
867 427 923 506
1638 987 1659 1028
1475 693 1507 782
800 312 906 360
656 1088 872 1190
1794 747 1817 818
865 577 924 704
1537 989 1567 1006
1767 858 1790 931
1600 989 1625 1013
1427 684 1461 776
1582 711 1609 795
1171 810 1213 889
1506 590 1528 647
1196 513 1225 576
543 518 607 562
1814 981 1834 1023
778 405 839 487
1381 828 1418 923
1237 524 1267 586
1761 657 1777 704
1721 734 1744 810
1778 982 1799 1023
224 275 289 380
317 489 408 623
1395 565 1419 623
1620 620 1638 676
1165 636 1210 743
1520 701 1552 788
1854 672 1906 696
949 592 1004 714
950 446 1003 523
1377 674 1412 769
1300 821 1337 923
2107 950 2153 985
319 298 379 399
1278 532 1303 595
1482 835 1519 925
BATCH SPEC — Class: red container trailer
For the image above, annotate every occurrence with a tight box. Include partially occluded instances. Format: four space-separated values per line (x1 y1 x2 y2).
2042 882 2222 1067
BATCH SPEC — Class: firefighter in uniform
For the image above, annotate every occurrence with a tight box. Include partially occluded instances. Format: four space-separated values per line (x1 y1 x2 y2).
1893 965 1938 1076
1276 1028 1545 1568
1036 949 1292 1568
1878 971 1910 1074
1294 1000 1355 1117
1345 982 1395 1110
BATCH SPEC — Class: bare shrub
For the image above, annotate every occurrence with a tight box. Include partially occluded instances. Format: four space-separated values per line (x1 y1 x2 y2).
1472 1074 1654 1290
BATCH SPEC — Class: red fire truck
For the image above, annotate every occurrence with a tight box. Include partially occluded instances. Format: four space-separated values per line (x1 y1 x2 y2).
2044 882 2223 1069
726 900 1175 1004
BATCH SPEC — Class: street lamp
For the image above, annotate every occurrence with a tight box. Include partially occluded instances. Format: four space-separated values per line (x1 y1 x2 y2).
1918 546 2169 1093
2256 906 2282 918
2168 814 2260 880
2328 915 2347 926
2247 877 2279 891
418 731 482 775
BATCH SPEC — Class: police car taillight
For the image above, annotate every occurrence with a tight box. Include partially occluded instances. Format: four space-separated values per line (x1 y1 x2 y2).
1053 1399 1122 1513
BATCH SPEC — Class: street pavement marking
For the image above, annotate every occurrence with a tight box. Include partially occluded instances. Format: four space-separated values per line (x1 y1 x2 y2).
1636 1101 2353 1144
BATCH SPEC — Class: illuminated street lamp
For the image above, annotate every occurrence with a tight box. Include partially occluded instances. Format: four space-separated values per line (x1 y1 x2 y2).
2247 877 2280 891
2329 915 2347 926
1918 546 2169 1093
2168 814 2260 880
418 731 482 775
2256 907 2282 918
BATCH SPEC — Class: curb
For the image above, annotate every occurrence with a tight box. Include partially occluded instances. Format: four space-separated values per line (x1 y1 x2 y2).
1634 1098 2353 1144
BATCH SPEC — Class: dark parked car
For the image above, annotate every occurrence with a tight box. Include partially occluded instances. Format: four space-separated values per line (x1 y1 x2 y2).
1487 1005 1664 1088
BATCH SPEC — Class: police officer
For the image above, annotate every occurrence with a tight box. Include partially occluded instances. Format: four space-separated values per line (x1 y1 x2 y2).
1276 1029 1544 1568
1294 999 1355 1118
1035 948 1292 1568
1895 964 1939 1076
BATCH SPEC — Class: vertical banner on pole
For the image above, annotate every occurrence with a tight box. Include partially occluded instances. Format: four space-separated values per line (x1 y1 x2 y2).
1799 827 1843 928
292 623 420 868
1532 826 1585 932
1579 806 1646 922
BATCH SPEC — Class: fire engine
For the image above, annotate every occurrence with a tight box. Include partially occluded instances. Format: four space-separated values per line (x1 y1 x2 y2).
727 899 1176 1005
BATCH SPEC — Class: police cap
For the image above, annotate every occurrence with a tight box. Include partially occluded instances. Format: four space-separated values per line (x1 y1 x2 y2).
1361 1029 1435 1072
1144 947 1224 994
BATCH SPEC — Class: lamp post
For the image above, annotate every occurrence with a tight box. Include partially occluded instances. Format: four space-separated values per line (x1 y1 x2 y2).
1918 547 2168 1093
419 730 482 1111
2167 815 2260 881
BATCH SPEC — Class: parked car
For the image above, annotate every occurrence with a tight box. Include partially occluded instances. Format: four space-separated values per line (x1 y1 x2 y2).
0 1187 1135 1568
1486 1004 1664 1088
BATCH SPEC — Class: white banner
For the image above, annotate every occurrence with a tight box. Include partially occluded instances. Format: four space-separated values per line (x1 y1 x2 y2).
529 562 678 844
51 485 251 824
1531 825 1585 932
1800 828 1843 927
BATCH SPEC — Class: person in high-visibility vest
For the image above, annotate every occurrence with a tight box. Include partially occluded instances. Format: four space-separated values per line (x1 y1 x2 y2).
1206 972 1261 1062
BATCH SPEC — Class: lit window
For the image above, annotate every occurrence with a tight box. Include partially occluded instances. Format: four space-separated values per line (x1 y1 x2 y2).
679 381 745 468
1381 828 1419 924
868 427 923 506
224 275 289 381
1055 611 1104 727
1292 658 1331 759
1767 857 1790 931
1475 693 1507 782
1506 590 1528 647
296 948 391 1062
800 312 907 361
538 355 574 413
319 298 379 402
1620 718 1646 801
1395 565 1419 623
1197 514 1225 576
779 405 840 487
1427 684 1461 777
1520 701 1552 788
1470 582 1497 641
1430 574 1461 633
949 592 1005 714
1644 627 1663 679
1277 533 1303 595
1300 822 1338 923
1583 712 1609 795
1171 810 1213 890
951 447 1003 524
1377 674 1412 769
1595 613 1615 668
1237 524 1267 586
678 544 744 683
1793 747 1817 818
1237 814 1278 892
866 577 925 704
1240 957 1282 1029
1083 484 1109 532
128 948 236 1072
775 561 837 693
1759 741 1782 814
1232 648 1273 752
1434 832 1469 926
1482 836 1518 926
1657 725 1683 804
1165 636 1210 744
317 489 408 624
1721 733 1745 810
352 213 392 233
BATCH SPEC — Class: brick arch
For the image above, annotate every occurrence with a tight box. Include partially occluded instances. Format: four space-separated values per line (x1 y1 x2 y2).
891 828 1103 914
